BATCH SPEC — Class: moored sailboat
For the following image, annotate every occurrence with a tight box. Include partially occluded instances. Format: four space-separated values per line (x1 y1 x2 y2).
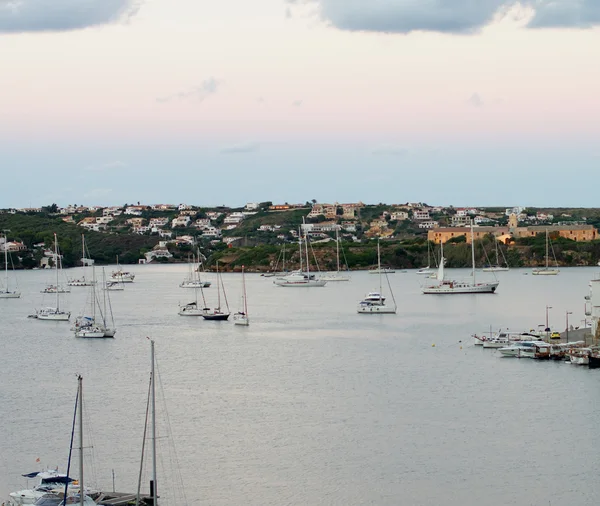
67 235 95 287
233 265 250 326
0 230 20 298
202 261 230 320
422 221 499 294
273 228 327 287
321 228 350 282
36 234 71 321
532 229 559 275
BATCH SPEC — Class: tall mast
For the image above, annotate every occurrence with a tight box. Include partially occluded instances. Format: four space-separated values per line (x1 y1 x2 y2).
336 228 340 273
150 340 157 506
470 221 476 284
78 375 84 506
3 231 7 289
242 265 248 315
378 240 382 302
298 228 303 272
81 235 86 280
216 261 221 310
54 233 60 309
304 227 310 277
545 229 548 268
495 239 499 266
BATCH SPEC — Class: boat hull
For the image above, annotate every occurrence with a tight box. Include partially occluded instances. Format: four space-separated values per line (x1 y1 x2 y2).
273 280 327 287
0 291 21 298
37 311 70 321
202 313 230 321
357 305 396 314
76 329 108 338
233 314 249 326
482 267 509 272
422 282 498 294
532 270 559 276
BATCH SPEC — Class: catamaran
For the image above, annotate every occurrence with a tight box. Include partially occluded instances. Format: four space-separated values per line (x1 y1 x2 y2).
111 255 135 283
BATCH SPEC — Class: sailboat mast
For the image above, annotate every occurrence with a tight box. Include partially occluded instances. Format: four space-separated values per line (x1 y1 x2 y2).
336 228 340 273
78 375 84 506
545 229 548 268
150 340 157 506
242 265 248 315
216 261 221 310
470 221 476 284
81 235 86 279
54 233 60 309
297 228 303 272
377 240 382 302
3 231 7 289
304 227 310 277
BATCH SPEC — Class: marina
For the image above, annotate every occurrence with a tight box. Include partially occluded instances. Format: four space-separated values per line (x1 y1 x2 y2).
2 264 600 506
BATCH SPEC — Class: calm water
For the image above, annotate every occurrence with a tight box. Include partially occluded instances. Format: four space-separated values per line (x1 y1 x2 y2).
1 265 600 506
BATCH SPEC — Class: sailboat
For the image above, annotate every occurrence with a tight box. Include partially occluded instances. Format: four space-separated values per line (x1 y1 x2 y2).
36 234 71 320
532 229 559 275
416 241 435 275
68 235 94 286
178 266 205 316
321 228 351 282
73 267 115 338
1 231 20 298
202 261 231 320
262 245 288 278
357 240 397 313
8 376 97 506
41 240 70 294
111 255 135 283
273 227 327 287
233 265 250 326
180 252 211 288
483 238 509 272
422 221 499 294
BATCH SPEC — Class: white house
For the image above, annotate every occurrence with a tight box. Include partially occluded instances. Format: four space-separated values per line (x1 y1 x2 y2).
223 212 245 224
245 203 260 211
413 210 431 220
201 226 222 238
178 203 194 211
390 211 409 221
171 216 191 228
418 221 439 229
96 216 114 225
125 206 145 216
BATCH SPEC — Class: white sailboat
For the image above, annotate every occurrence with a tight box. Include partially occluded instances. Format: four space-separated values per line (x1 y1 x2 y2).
416 241 435 275
178 265 205 316
273 227 327 287
111 255 135 283
41 241 70 293
532 229 559 275
0 231 20 298
357 240 397 314
233 265 250 326
68 235 94 286
180 252 211 288
36 234 71 320
73 267 115 338
321 228 351 282
262 245 287 277
422 221 499 294
483 238 509 272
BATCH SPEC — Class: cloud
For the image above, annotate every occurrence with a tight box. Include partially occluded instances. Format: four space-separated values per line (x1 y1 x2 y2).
219 142 260 154
371 145 409 156
466 93 484 108
84 160 128 172
285 0 600 34
0 0 142 33
156 78 222 104
292 99 303 107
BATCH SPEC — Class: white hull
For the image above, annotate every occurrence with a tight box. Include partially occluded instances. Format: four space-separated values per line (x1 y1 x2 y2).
357 304 396 314
570 355 589 365
103 328 116 337
104 284 124 291
274 280 327 287
76 328 107 338
68 281 94 286
113 277 134 283
499 348 521 357
233 314 249 325
37 311 70 321
41 288 70 293
532 269 559 276
180 281 211 288
320 273 350 281
482 266 509 272
422 281 498 294
482 340 510 348
0 291 20 298
368 269 395 274
416 268 433 275
178 307 205 316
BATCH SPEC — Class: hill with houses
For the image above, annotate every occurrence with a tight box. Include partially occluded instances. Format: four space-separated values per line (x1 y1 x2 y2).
2 202 600 271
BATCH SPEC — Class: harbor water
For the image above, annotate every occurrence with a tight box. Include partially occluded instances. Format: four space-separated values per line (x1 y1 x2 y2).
1 265 599 506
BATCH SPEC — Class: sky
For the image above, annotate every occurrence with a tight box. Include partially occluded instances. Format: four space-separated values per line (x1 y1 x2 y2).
1 0 599 209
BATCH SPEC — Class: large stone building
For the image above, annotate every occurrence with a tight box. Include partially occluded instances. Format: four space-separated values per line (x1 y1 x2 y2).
428 224 598 244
